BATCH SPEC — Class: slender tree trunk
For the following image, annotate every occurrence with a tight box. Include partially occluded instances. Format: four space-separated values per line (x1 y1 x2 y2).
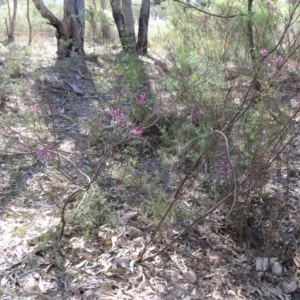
10 0 17 41
100 0 110 40
7 0 17 42
90 0 97 51
5 18 9 38
247 0 255 62
6 0 11 26
122 0 135 48
110 0 133 51
27 0 32 45
136 0 150 55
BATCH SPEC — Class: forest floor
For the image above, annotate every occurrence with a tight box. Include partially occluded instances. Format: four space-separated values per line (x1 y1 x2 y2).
0 40 300 300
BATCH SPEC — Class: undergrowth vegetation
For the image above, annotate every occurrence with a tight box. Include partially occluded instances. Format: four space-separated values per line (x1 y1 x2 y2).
1 0 300 269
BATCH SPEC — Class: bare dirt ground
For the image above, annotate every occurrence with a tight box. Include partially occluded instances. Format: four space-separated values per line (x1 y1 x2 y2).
0 41 300 300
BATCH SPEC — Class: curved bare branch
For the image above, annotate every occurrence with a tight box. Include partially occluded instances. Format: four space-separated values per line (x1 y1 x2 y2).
173 0 246 19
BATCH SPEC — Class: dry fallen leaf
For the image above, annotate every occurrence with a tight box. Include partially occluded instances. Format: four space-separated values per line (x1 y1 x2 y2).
128 227 143 240
83 289 95 299
116 257 130 269
185 270 197 284
111 236 118 248
121 211 138 221
22 277 39 295
270 261 283 275
256 257 277 271
132 237 143 247
64 80 84 95
293 250 300 267
280 279 297 294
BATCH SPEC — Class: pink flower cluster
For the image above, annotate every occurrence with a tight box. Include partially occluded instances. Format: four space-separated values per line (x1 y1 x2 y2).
267 0 279 15
19 144 30 151
132 128 143 136
108 107 125 124
19 144 51 158
260 49 268 57
108 106 143 136
36 149 51 158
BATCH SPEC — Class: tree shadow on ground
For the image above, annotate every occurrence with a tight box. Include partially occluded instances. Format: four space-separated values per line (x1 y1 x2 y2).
0 48 177 296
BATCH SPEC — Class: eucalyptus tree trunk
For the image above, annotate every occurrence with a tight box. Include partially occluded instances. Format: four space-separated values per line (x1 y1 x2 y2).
136 0 150 55
122 0 135 47
111 0 151 54
247 0 255 62
100 0 107 10
32 0 85 56
8 0 17 42
6 0 11 39
6 0 11 25
110 0 135 51
27 0 32 45
62 0 85 55
100 0 110 40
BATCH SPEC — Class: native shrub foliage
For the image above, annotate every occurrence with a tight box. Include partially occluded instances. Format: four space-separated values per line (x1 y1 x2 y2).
154 0 300 228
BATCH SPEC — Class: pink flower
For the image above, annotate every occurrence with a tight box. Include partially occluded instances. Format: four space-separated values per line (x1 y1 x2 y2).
267 0 271 4
274 57 282 63
140 92 146 101
19 144 29 151
59 108 65 114
36 149 51 158
116 113 124 123
108 107 127 125
136 92 146 105
260 49 268 56
108 107 121 117
132 128 143 136
274 6 278 11
43 151 51 159
36 149 43 156
31 105 37 111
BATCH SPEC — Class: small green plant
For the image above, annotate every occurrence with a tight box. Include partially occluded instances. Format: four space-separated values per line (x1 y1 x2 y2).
70 189 116 241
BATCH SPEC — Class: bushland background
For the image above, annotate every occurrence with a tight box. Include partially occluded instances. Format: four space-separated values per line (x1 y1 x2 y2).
0 0 300 299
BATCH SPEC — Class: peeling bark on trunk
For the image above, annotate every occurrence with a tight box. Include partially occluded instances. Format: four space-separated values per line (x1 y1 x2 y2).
31 0 85 56
136 0 150 55
63 0 85 56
